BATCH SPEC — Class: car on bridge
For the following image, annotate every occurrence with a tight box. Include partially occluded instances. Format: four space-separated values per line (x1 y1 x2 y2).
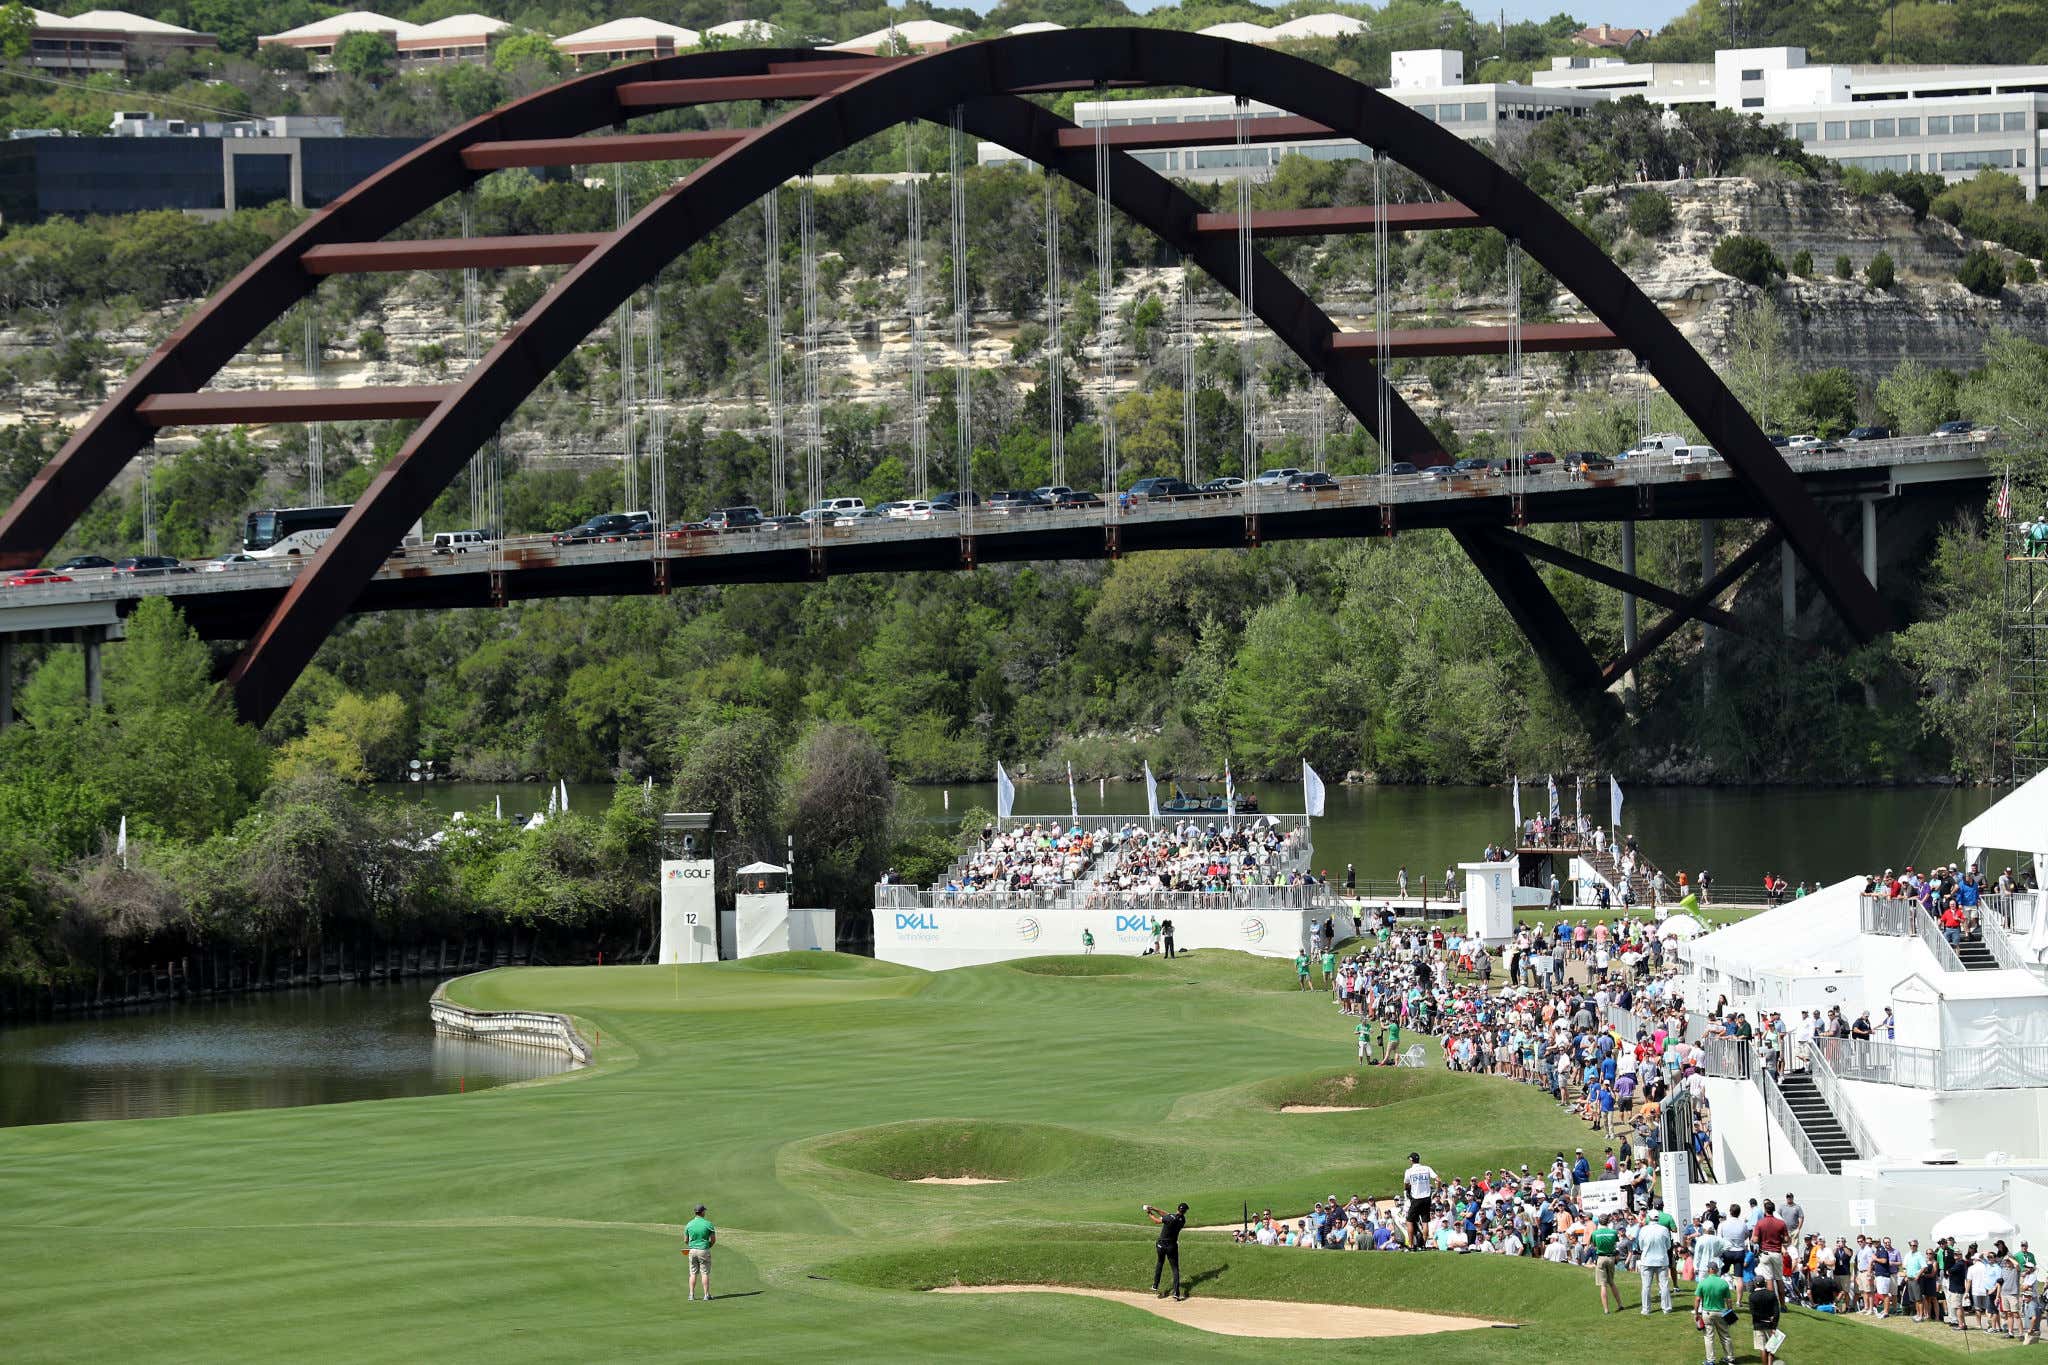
1449 456 1493 476
1285 471 1341 492
1670 444 1723 464
1054 489 1105 508
1566 452 1612 474
1251 467 1303 487
887 501 936 520
1202 476 1247 494
1418 464 1453 481
113 555 192 576
1032 485 1073 502
53 555 114 573
551 513 639 546
1934 419 1983 440
1385 463 1418 476
665 520 716 541
1844 425 1892 443
1620 433 1687 460
430 531 492 554
1492 451 1557 476
928 491 981 512
203 552 262 571
1126 476 1200 501
702 506 765 531
801 497 865 522
5 568 71 587
987 489 1052 514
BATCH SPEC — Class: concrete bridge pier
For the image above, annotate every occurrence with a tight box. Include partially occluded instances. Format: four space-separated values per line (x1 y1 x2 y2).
1699 518 1717 700
84 628 103 708
1861 496 1879 589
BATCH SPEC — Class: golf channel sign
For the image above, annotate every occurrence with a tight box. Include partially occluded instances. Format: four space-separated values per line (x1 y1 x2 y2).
872 906 1318 970
660 859 717 963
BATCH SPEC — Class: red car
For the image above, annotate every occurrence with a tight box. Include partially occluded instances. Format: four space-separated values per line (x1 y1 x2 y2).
5 568 71 587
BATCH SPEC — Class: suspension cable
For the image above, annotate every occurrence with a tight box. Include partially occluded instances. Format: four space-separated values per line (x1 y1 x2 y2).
462 188 482 531
1181 252 1197 485
1374 149 1393 514
1508 238 1525 519
1236 99 1257 505
1095 114 1117 514
1312 371 1326 473
141 448 155 556
648 284 666 552
764 188 785 517
304 305 324 506
1045 173 1063 491
615 168 637 513
908 122 928 499
950 105 971 534
801 171 822 538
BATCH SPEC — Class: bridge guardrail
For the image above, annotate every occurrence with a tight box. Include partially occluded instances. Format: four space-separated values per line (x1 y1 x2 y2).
4 433 2003 615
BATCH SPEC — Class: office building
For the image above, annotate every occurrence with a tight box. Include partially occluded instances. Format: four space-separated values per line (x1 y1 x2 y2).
26 7 215 76
554 17 699 66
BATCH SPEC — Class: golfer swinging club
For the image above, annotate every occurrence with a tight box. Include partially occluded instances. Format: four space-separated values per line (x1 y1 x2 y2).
1143 1201 1188 1300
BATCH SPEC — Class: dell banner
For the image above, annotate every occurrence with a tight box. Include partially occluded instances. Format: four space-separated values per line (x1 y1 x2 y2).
873 906 1318 971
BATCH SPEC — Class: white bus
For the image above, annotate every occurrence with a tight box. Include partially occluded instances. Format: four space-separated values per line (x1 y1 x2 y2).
243 506 424 558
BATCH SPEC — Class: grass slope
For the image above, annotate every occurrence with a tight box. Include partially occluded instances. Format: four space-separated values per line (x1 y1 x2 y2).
0 949 1959 1363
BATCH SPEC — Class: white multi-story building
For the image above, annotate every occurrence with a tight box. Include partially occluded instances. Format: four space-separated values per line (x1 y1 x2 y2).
1536 46 2048 195
977 49 1605 181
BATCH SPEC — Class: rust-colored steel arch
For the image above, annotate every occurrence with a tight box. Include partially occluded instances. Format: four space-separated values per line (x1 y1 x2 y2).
4 30 1884 722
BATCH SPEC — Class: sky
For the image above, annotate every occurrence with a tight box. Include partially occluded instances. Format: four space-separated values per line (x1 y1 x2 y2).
1109 0 1704 29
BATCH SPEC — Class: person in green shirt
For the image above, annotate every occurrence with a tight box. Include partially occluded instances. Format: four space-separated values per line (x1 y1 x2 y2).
1697 1266 1735 1365
1082 928 1094 955
682 1203 716 1302
1590 1215 1621 1313
1296 952 1310 989
1356 1018 1372 1063
1381 1017 1402 1066
1320 948 1337 985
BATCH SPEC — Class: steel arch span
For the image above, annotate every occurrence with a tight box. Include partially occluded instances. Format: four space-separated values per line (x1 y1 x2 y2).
0 30 1887 723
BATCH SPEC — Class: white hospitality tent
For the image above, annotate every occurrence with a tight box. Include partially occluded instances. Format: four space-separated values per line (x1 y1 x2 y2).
1961 766 2048 889
1676 877 1867 1018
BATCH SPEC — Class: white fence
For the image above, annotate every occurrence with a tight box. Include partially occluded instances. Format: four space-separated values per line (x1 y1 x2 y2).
429 985 590 1064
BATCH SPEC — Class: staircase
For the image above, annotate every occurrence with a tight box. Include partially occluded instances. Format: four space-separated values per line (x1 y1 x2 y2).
1776 1071 1860 1174
1954 934 2002 971
1578 846 1657 904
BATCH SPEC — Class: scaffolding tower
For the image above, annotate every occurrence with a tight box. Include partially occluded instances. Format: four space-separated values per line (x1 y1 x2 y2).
2004 512 2048 783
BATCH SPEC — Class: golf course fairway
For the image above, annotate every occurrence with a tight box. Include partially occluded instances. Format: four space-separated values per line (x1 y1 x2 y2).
0 951 1966 1361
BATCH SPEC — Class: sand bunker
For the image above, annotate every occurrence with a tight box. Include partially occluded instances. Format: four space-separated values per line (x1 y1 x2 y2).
1278 1104 1365 1114
908 1176 1009 1185
931 1285 1503 1338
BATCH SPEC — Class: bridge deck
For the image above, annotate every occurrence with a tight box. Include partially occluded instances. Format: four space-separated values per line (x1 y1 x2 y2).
1 435 1994 640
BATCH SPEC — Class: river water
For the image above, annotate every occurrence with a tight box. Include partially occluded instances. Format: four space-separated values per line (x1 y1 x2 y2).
0 979 573 1129
382 778 2003 892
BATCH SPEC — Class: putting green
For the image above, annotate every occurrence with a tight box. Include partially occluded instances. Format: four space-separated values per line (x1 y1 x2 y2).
0 951 1962 1362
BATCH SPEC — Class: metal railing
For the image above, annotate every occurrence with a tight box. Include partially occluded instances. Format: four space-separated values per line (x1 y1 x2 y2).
1702 1035 1752 1079
1979 909 2032 973
1805 1038 1876 1160
1860 895 1969 972
876 883 1338 913
1758 1067 1830 1176
1809 1034 2048 1091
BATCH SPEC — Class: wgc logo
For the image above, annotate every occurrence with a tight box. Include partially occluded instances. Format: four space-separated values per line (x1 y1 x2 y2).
1016 916 1041 943
1239 916 1267 944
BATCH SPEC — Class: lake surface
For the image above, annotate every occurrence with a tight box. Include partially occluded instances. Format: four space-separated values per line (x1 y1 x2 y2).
0 979 573 1129
383 779 2006 892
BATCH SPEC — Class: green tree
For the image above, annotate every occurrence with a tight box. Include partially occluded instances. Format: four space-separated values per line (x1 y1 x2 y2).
1875 358 1961 435
1866 251 1896 290
493 30 566 76
1709 234 1782 286
1626 188 1673 237
786 724 895 917
1959 247 2007 297
332 31 396 83
1790 248 1813 277
0 1 34 61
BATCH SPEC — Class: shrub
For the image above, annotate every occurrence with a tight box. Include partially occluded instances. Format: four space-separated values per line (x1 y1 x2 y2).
1709 234 1784 287
1791 249 1813 277
2017 259 2040 286
1836 253 1854 278
1627 189 1673 237
1866 252 1896 290
1958 247 2007 297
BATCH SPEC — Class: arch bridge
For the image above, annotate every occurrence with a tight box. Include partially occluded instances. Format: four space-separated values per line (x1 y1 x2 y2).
0 30 1895 724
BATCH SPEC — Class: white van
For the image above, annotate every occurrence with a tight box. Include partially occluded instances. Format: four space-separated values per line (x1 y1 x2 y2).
799 497 865 522
431 529 492 553
1620 433 1688 461
1670 445 1722 465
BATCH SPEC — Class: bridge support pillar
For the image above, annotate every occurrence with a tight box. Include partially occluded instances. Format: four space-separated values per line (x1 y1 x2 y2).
83 627 103 708
1618 519 1638 700
1781 540 1797 636
1861 497 1878 589
0 636 12 730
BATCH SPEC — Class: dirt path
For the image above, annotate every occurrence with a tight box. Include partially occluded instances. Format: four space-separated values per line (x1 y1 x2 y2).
930 1285 1505 1338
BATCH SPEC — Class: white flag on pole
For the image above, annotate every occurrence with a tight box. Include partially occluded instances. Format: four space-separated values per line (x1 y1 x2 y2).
1610 775 1624 833
546 783 557 816
1511 777 1521 828
1302 762 1326 818
995 761 1016 820
495 794 502 820
1224 761 1236 832
1067 762 1079 823
116 815 127 868
1547 774 1561 821
1144 761 1160 821
559 779 570 813
1574 773 1583 821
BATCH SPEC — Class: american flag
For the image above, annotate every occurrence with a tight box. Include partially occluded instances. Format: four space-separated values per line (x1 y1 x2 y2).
1998 478 2012 519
